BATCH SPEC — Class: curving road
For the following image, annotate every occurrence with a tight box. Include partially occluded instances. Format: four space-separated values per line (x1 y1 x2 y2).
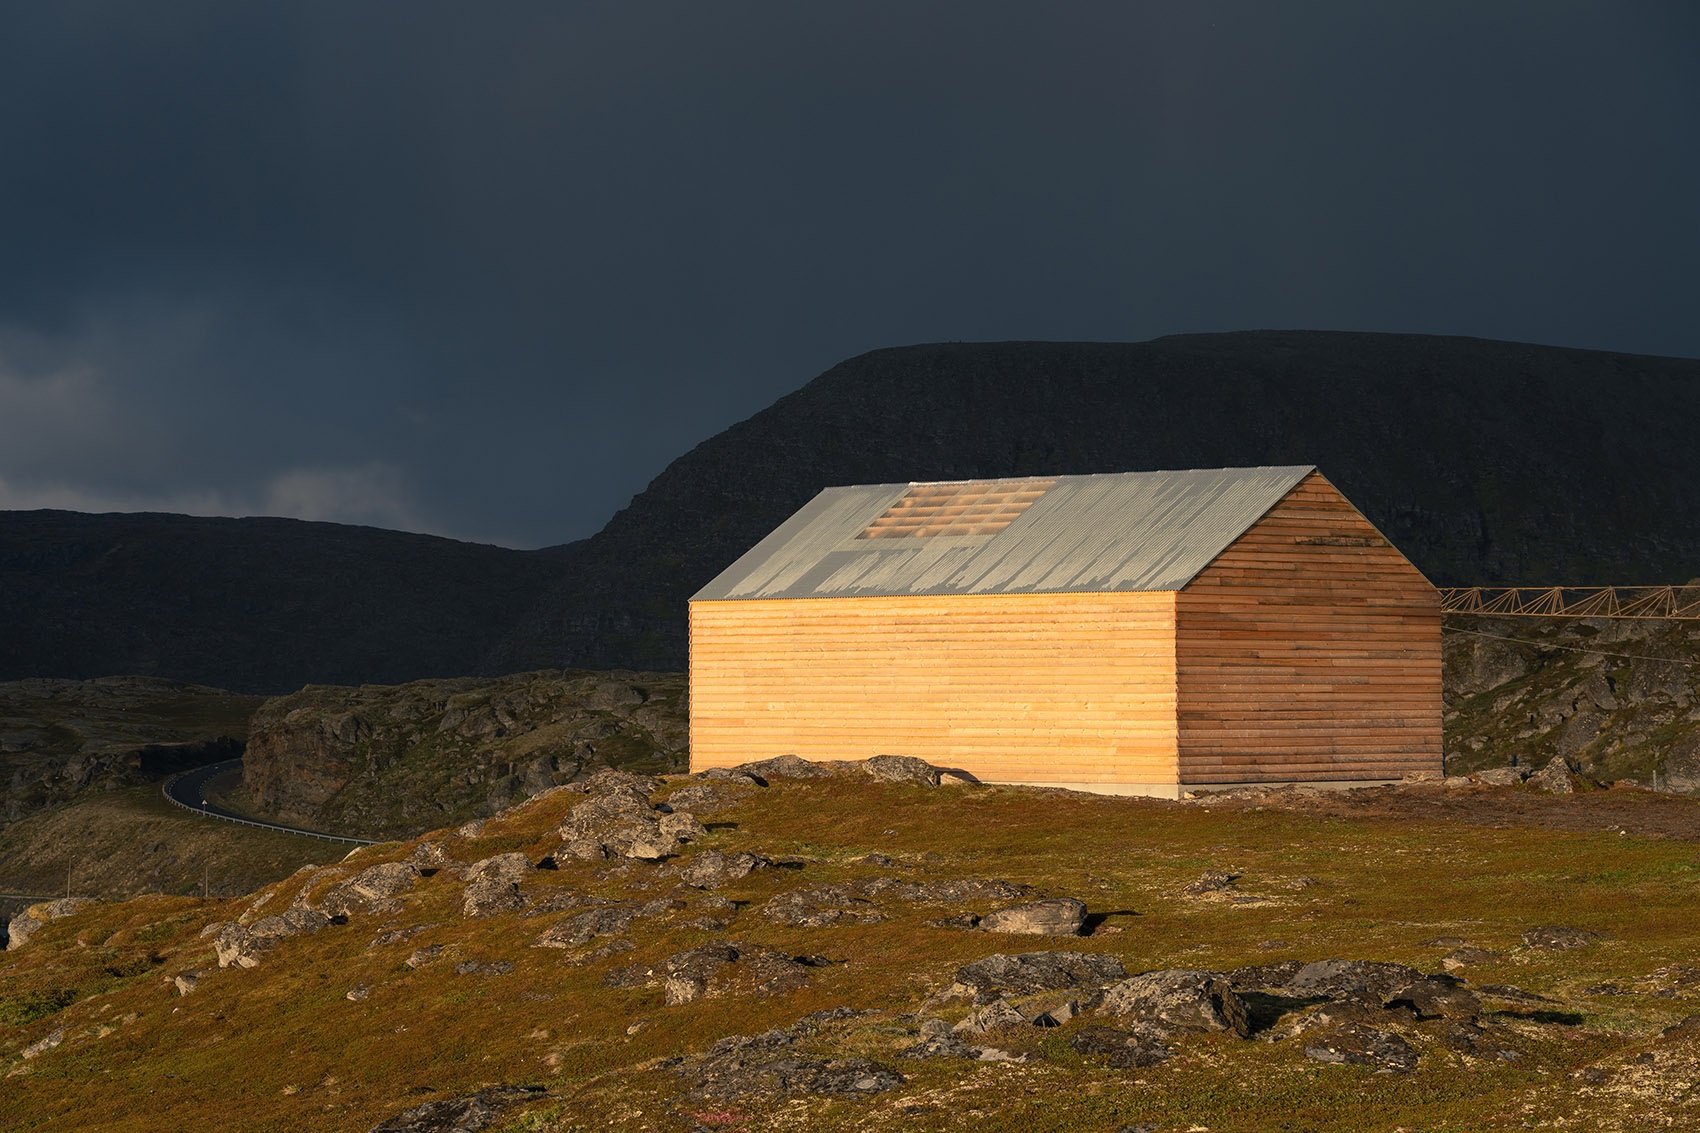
162 759 378 846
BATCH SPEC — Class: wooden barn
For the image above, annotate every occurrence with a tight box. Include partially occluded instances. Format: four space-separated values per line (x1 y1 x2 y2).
688 466 1442 796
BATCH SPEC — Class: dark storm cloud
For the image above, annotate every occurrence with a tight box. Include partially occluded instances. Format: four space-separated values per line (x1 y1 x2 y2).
1 2 1696 545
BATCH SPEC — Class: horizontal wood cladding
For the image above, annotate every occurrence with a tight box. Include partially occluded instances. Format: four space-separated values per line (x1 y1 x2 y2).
690 591 1179 785
1175 471 1442 784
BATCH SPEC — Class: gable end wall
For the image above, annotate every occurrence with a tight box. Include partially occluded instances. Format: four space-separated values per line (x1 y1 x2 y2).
1174 471 1443 783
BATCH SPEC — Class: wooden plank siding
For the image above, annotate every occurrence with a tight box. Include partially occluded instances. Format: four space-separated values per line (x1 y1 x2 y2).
1174 471 1443 784
689 591 1180 786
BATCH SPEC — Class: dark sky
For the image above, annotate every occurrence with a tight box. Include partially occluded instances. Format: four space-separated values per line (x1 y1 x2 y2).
2 2 1695 547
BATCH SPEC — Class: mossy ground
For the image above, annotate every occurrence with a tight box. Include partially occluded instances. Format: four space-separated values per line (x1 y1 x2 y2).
3 779 1698 1132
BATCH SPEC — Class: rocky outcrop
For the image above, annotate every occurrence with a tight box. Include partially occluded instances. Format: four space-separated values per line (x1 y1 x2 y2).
320 862 421 918
213 906 330 968
461 853 534 918
1069 1024 1172 1068
1099 970 1252 1039
1443 616 1700 787
760 876 1034 929
943 951 1128 1004
605 941 823 1005
241 671 687 840
551 769 706 862
978 898 1086 936
1528 756 1579 794
531 897 681 949
368 1086 547 1133
6 896 98 951
673 1024 903 1102
673 849 772 889
0 676 259 830
1303 1024 1418 1071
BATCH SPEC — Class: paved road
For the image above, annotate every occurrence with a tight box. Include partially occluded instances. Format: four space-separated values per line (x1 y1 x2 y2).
162 760 378 846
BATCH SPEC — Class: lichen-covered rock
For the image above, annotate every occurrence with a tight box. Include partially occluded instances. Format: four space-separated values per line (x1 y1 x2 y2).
1303 1023 1418 1071
676 849 770 889
761 883 884 928
5 896 98 951
674 1028 903 1103
1385 977 1481 1020
460 853 533 917
530 898 680 949
861 755 942 786
1099 970 1252 1038
1183 871 1237 896
1069 1024 1172 1068
1528 756 1579 794
978 897 1086 936
950 951 1128 1002
733 754 836 782
1522 925 1608 951
320 861 421 918
367 1085 546 1133
952 998 1027 1034
1279 959 1430 1002
214 906 330 968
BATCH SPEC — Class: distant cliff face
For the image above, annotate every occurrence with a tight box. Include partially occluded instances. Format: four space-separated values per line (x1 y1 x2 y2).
0 676 262 827
487 331 1700 672
242 669 687 839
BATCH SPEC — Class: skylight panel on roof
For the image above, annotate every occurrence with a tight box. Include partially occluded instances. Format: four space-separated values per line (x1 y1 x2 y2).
858 478 1057 539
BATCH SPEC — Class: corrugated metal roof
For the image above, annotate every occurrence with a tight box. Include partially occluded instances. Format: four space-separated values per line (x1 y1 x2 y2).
693 465 1316 601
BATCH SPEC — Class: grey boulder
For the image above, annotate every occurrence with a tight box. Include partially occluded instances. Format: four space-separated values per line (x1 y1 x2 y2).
1099 970 1251 1039
321 861 421 918
979 897 1087 936
1528 756 1579 794
860 754 942 786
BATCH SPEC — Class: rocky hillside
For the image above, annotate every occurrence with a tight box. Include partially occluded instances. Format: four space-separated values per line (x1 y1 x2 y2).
5 758 1700 1132
490 332 1700 672
7 333 1700 685
1443 615 1700 788
0 677 262 829
241 670 687 841
0 510 567 692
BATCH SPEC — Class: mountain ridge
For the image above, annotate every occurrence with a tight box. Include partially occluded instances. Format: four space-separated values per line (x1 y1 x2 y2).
486 330 1700 671
5 330 1699 686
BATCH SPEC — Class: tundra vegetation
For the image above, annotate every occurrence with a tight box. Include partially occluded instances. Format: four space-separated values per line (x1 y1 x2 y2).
4 755 1699 1133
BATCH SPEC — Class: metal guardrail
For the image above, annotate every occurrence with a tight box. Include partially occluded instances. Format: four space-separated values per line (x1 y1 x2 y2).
160 762 379 846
